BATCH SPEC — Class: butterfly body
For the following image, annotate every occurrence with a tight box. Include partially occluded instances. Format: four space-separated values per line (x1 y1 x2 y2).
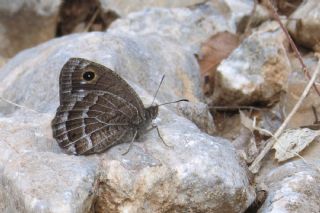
52 58 158 155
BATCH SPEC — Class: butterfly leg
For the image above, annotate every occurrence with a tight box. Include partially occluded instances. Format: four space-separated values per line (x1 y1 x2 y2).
150 124 173 148
122 130 138 155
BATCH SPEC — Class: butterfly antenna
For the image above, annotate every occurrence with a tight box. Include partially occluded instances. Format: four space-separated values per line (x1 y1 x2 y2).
158 99 189 107
151 75 165 105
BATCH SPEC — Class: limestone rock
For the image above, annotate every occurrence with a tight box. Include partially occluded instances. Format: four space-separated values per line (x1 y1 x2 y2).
1 151 98 212
211 21 291 106
176 101 216 135
99 0 207 16
0 0 61 15
287 0 320 51
258 160 320 213
0 0 61 57
0 32 255 212
0 32 202 114
95 112 254 212
108 0 254 54
0 111 98 212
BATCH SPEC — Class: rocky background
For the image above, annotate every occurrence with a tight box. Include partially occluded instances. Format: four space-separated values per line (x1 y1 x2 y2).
0 0 320 212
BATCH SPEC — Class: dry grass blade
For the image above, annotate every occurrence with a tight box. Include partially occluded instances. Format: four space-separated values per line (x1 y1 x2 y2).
242 0 258 35
84 7 100 32
0 96 39 113
249 58 320 173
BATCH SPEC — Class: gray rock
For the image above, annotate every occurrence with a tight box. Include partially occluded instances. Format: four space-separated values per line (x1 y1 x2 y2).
211 21 291 106
0 111 60 156
108 0 254 54
0 111 97 213
176 101 216 135
0 0 61 15
0 0 61 57
0 32 202 114
287 0 320 51
0 152 98 213
95 111 254 212
258 160 320 213
243 4 271 30
99 0 207 16
0 32 255 212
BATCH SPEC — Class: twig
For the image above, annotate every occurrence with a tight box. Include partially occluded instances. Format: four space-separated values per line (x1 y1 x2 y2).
210 105 265 112
249 58 320 173
312 105 319 123
84 7 100 32
253 117 320 174
243 0 258 35
253 116 274 136
266 0 320 96
252 117 310 164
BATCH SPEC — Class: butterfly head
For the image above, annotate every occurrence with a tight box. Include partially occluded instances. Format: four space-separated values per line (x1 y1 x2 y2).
145 99 189 121
145 105 159 120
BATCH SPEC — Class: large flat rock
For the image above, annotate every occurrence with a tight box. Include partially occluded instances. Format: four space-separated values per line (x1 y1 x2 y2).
0 32 255 212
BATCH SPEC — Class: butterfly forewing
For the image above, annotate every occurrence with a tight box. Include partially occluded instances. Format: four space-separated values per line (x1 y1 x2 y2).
52 58 146 155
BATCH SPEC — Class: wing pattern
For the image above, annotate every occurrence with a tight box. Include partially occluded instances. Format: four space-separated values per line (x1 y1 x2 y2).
52 58 146 155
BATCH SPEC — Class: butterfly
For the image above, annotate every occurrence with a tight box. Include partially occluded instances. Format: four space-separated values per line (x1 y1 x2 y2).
51 58 187 155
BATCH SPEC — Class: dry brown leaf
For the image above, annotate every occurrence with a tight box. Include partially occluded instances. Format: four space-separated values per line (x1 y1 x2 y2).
240 110 254 132
238 111 261 163
198 32 240 96
273 128 320 162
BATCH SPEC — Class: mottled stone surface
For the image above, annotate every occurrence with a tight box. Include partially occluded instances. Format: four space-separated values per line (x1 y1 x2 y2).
211 21 291 106
287 0 320 51
259 160 320 213
99 0 207 16
0 32 202 114
176 101 216 135
108 0 254 54
0 0 61 15
0 32 255 212
0 0 61 57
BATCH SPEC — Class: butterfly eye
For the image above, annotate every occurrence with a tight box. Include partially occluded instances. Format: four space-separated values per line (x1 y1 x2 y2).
82 71 95 81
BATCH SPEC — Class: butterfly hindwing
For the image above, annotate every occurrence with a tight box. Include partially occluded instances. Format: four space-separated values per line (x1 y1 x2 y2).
52 58 146 154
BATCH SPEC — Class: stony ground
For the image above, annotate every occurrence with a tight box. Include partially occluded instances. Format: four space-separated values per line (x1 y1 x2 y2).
0 0 320 213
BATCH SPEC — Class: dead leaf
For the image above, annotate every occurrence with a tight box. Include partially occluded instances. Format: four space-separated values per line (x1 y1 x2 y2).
240 110 254 132
273 128 320 162
198 31 240 96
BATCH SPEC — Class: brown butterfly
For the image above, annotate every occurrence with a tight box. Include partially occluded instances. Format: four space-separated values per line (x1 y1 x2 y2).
51 58 187 155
